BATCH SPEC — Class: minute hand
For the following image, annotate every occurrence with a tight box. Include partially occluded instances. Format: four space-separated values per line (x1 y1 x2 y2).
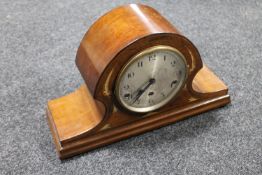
132 78 155 104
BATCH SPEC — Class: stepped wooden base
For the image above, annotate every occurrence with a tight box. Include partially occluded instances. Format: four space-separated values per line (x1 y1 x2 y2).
46 65 230 159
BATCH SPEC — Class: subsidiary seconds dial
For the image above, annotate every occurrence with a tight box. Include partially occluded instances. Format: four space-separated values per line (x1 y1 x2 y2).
115 45 188 113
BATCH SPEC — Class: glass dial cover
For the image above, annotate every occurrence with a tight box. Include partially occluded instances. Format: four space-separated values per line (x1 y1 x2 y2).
115 45 188 113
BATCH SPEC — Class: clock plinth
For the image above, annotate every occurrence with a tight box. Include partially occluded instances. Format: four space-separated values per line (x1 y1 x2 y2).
46 4 230 159
47 65 230 159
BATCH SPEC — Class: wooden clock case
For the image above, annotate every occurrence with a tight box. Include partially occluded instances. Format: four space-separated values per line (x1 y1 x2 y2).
46 4 230 159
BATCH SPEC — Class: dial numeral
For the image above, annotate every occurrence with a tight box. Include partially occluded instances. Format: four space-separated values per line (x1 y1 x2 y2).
149 54 156 61
171 60 176 67
171 80 178 88
164 55 166 61
148 91 154 96
124 93 131 100
161 92 166 97
127 72 135 79
124 85 130 89
148 99 154 105
138 61 143 67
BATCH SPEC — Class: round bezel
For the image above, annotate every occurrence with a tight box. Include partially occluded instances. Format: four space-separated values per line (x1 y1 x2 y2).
115 45 188 113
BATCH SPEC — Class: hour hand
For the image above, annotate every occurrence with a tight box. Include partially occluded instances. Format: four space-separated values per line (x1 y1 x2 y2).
131 78 155 104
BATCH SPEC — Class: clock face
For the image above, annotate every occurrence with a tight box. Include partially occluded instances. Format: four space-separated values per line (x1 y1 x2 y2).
115 45 188 113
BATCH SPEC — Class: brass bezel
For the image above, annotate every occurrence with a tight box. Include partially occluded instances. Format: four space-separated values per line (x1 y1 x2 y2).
115 45 188 113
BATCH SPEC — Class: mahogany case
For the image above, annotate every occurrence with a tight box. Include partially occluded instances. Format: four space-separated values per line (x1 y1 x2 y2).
46 4 230 159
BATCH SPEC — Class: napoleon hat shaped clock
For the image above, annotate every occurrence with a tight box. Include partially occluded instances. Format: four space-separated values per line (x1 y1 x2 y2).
46 4 230 159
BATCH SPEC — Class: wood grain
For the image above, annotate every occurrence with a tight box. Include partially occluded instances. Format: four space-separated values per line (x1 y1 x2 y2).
46 4 231 159
47 65 230 159
76 4 204 133
76 4 180 95
47 85 104 142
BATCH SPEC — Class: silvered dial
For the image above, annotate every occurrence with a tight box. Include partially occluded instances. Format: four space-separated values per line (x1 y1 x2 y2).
115 45 188 113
